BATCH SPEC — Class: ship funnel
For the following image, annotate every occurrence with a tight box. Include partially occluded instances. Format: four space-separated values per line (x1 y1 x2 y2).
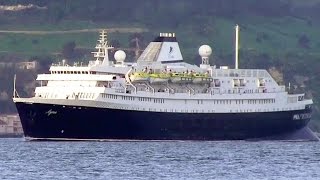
137 33 183 64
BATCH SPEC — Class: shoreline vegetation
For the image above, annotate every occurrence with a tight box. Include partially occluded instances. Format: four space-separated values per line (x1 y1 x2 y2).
0 28 148 34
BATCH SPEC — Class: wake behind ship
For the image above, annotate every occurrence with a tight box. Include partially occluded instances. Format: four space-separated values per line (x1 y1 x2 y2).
13 26 315 141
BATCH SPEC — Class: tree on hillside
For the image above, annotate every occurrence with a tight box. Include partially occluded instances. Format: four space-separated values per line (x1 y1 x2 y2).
62 41 76 59
298 34 310 49
268 67 284 85
111 40 121 48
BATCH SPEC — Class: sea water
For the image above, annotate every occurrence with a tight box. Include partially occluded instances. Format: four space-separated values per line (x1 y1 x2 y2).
0 138 319 180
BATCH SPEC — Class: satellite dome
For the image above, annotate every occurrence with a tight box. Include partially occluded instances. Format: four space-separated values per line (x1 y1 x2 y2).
199 45 212 57
114 50 126 62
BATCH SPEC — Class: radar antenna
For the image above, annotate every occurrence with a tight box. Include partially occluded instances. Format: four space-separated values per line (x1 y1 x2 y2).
199 45 212 70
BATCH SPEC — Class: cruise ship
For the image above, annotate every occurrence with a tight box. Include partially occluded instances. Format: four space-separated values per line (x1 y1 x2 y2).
13 26 314 141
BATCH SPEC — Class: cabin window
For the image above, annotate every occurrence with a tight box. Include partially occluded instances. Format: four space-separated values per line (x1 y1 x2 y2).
197 100 203 104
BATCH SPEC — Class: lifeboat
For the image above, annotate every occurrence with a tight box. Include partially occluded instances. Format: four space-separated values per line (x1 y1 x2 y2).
130 72 149 83
149 73 169 84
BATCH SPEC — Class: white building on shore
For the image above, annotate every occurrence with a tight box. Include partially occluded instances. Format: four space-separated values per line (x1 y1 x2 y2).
0 114 23 137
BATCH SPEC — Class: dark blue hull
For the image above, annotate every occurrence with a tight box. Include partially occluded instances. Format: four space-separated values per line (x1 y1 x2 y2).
15 102 312 140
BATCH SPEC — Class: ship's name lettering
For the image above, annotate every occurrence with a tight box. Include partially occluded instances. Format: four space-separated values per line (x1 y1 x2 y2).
293 113 311 120
46 109 57 116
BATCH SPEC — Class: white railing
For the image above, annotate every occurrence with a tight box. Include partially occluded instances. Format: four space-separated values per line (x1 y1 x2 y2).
37 74 117 81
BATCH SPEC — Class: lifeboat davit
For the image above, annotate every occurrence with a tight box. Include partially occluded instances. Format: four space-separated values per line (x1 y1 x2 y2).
170 73 193 83
192 73 213 84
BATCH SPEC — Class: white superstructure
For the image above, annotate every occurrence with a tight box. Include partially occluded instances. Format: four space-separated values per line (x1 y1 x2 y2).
17 28 312 115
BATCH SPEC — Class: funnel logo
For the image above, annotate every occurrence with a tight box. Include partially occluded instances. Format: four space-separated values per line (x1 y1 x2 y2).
169 46 173 54
168 46 174 58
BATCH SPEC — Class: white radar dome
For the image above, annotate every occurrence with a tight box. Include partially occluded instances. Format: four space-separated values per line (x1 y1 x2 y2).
199 45 212 57
114 50 126 62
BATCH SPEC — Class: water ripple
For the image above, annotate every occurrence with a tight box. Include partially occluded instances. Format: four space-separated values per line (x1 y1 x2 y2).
0 139 319 179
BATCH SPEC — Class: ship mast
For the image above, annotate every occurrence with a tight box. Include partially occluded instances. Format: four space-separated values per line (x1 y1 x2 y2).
235 24 239 69
92 29 114 65
13 74 19 98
